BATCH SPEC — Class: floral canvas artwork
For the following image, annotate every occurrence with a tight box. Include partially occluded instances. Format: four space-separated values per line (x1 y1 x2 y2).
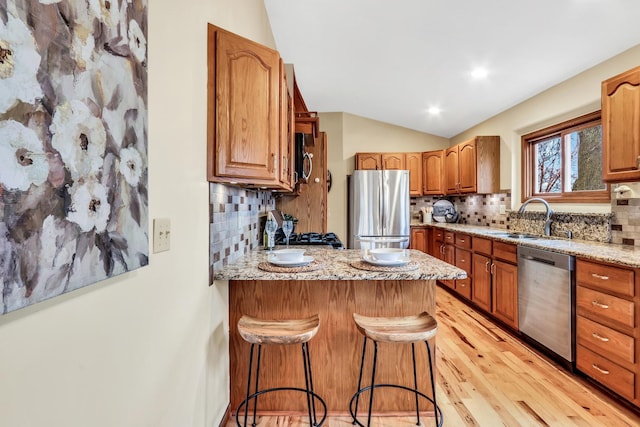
0 0 148 314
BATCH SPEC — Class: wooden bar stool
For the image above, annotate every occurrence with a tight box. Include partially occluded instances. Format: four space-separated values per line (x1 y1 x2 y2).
236 314 326 427
349 312 442 427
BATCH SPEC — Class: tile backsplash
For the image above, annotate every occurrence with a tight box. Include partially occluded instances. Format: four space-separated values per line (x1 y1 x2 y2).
210 183 640 283
611 195 640 246
411 187 640 245
412 191 511 228
209 183 275 279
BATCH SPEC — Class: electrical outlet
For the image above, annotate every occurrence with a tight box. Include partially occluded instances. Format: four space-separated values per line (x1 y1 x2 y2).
499 204 506 214
153 218 171 253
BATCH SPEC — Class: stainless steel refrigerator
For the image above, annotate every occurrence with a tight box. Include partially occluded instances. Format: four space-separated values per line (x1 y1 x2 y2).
347 170 410 249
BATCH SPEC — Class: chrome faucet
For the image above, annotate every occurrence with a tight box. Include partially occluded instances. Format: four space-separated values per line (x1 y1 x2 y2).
518 197 553 236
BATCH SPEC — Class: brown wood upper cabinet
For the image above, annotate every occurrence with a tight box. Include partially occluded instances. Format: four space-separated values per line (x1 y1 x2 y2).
355 153 382 170
406 152 423 196
207 24 293 190
445 136 500 195
602 65 640 183
381 153 406 170
279 59 295 189
355 152 423 196
355 152 407 170
422 150 444 195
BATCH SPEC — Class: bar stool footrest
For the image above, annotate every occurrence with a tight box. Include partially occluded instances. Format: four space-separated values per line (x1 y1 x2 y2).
349 384 443 427
235 387 327 427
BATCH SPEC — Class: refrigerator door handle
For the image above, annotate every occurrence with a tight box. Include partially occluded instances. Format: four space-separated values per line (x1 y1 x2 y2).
380 172 385 235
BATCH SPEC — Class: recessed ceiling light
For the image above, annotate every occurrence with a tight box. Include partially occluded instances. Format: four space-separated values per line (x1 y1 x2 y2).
471 67 488 79
428 107 441 115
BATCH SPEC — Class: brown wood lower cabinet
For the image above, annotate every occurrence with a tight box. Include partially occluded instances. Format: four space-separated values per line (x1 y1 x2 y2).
455 247 472 300
575 258 640 406
491 259 518 329
471 252 492 312
409 226 428 253
229 279 438 414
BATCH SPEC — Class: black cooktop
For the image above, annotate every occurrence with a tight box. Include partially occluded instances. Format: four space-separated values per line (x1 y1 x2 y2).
275 232 344 249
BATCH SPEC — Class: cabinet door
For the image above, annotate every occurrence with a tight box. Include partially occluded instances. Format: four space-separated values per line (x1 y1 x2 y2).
212 27 280 182
422 150 444 195
279 59 294 189
410 227 428 253
472 253 492 312
406 152 423 196
458 138 477 193
602 65 640 182
444 146 459 193
382 153 406 170
492 259 518 329
355 153 381 170
430 231 442 258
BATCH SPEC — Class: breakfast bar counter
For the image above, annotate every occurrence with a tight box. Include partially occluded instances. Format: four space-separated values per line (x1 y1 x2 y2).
214 248 465 415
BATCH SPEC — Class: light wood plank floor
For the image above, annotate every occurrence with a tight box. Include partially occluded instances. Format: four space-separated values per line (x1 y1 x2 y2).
226 288 640 426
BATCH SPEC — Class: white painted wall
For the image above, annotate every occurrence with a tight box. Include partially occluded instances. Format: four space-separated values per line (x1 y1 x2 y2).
0 1 275 426
451 44 640 213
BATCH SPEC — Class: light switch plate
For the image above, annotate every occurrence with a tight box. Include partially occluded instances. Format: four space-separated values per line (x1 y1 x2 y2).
153 218 171 253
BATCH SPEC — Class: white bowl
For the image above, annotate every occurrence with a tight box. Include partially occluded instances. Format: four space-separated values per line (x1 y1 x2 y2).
271 248 306 262
369 248 406 261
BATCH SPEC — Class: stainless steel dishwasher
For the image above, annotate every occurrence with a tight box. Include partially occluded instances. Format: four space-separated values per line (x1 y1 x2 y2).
518 245 575 364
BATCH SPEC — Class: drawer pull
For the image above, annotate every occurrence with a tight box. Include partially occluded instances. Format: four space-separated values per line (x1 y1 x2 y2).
591 300 609 309
592 364 610 375
591 273 609 280
460 239 465 243
592 332 610 342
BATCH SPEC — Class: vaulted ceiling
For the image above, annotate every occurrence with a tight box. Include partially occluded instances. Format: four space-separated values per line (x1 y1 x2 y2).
265 0 640 138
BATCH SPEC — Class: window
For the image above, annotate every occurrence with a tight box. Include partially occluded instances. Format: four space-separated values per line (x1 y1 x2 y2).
521 111 610 203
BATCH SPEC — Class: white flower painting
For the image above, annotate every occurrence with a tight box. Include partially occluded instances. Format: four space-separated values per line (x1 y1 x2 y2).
0 0 148 314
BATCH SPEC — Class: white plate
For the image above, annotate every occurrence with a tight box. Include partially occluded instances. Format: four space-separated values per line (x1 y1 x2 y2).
268 255 314 267
363 255 410 267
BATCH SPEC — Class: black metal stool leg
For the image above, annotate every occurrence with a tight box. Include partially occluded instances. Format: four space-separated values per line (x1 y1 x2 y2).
301 342 315 426
305 343 319 426
366 341 378 427
242 344 255 427
352 336 367 424
411 343 421 426
425 340 440 427
251 345 262 427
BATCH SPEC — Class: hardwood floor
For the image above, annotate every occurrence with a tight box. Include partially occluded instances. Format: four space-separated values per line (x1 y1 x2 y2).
226 287 640 426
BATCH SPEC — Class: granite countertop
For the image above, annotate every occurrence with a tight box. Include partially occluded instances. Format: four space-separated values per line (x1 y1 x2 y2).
411 221 640 268
212 246 467 281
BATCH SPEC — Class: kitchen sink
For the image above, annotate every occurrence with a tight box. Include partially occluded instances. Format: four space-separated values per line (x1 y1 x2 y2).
488 232 544 240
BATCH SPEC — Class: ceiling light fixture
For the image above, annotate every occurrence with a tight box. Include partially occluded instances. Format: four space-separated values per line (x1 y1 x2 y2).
471 67 488 79
428 107 441 115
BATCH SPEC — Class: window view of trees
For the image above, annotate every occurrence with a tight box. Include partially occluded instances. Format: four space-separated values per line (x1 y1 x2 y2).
522 111 609 203
534 136 561 193
569 125 604 191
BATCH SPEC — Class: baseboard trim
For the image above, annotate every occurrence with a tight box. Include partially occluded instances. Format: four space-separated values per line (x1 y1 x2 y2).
218 404 231 427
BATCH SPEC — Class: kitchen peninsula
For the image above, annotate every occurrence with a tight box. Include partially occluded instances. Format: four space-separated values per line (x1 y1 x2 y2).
213 247 466 414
